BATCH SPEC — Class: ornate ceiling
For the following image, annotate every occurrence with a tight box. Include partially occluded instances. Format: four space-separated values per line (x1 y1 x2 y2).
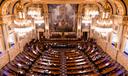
0 0 127 16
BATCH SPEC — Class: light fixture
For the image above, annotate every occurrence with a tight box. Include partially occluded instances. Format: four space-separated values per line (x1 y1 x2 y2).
14 19 32 27
82 16 92 24
96 2 113 28
14 27 34 37
27 6 41 18
84 4 99 18
96 17 113 27
34 17 44 24
27 4 44 26
82 4 99 25
14 0 32 28
12 0 34 38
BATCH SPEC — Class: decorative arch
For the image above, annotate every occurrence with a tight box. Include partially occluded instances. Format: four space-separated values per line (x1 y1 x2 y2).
1 0 12 16
0 0 6 16
12 1 19 15
23 2 31 13
108 0 116 15
121 0 127 15
97 3 104 12
12 1 30 15
0 0 128 16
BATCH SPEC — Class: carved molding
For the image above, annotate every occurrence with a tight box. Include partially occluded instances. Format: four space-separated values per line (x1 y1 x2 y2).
32 0 96 4
122 16 128 26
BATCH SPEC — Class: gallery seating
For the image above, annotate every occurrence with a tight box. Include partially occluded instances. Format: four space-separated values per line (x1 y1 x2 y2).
0 39 128 76
50 32 62 38
64 32 77 38
27 49 61 76
65 49 99 75
0 39 43 76
84 40 128 75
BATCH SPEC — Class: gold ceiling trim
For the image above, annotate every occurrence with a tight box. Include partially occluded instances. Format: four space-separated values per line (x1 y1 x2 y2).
115 0 126 15
31 0 96 4
0 0 127 16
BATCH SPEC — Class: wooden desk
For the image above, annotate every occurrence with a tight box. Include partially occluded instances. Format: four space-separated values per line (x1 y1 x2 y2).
32 65 60 71
109 69 125 76
1 68 16 76
67 64 92 70
36 60 60 65
15 56 32 66
24 55 35 62
66 58 85 63
66 56 84 60
21 52 36 61
67 69 94 75
66 62 88 67
43 53 60 58
13 60 29 70
7 63 25 74
95 57 110 65
31 68 60 75
101 64 118 74
98 61 111 69
41 56 60 60
38 58 60 63
23 51 37 59
36 61 60 67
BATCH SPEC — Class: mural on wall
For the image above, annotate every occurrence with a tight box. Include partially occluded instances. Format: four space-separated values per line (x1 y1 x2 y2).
48 4 78 32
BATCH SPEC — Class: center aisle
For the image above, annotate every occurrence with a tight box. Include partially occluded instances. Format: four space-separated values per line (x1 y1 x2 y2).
60 49 67 76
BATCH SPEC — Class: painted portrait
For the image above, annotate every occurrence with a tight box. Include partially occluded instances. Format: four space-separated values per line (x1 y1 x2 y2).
48 4 78 32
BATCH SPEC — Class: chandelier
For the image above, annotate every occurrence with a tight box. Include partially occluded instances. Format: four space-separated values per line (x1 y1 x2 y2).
84 4 99 18
27 6 41 18
14 0 32 28
14 18 32 28
96 2 113 28
82 16 92 24
27 4 44 25
82 4 99 24
96 12 113 27
34 16 44 24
